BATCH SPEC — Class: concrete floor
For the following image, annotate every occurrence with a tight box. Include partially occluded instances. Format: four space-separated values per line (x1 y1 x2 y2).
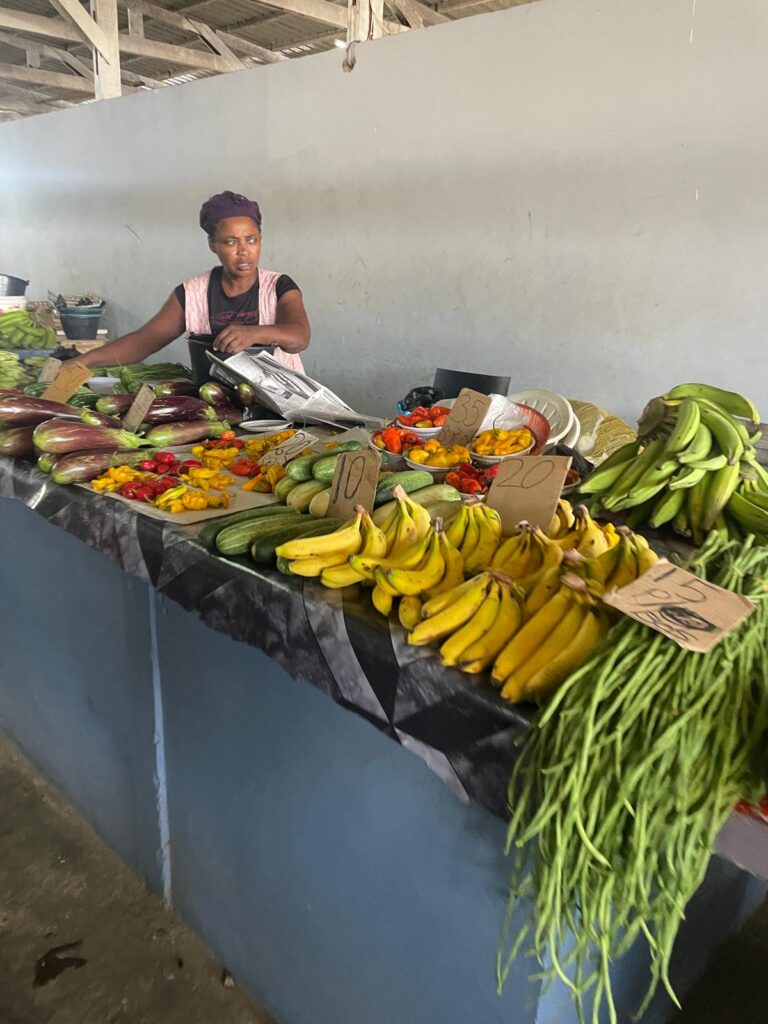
0 734 276 1024
1 730 767 1024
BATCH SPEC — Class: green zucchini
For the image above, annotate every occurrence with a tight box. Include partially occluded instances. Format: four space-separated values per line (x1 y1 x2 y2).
197 504 293 550
286 479 328 512
250 517 341 564
374 470 434 506
274 475 301 502
276 554 293 575
287 441 363 482
216 512 305 556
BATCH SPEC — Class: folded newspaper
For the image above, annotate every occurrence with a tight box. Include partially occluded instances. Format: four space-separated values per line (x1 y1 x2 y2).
207 350 385 429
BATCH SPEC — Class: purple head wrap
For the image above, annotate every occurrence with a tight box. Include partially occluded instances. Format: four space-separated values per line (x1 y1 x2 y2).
199 190 262 235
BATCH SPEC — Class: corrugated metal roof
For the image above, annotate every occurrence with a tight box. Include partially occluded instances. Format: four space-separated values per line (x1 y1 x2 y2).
0 0 539 120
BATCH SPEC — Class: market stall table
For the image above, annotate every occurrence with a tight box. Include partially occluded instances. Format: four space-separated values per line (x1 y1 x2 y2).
0 454 765 1024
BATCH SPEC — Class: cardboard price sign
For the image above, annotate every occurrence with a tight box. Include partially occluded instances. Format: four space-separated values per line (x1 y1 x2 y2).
122 384 156 434
603 559 755 653
41 361 92 404
259 429 318 467
328 449 380 519
38 357 62 384
437 388 492 448
486 455 572 532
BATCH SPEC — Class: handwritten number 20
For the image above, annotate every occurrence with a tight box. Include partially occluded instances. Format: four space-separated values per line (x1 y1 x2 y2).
497 458 555 490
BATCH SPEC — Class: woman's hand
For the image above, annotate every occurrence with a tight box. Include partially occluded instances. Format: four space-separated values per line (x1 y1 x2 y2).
213 325 268 354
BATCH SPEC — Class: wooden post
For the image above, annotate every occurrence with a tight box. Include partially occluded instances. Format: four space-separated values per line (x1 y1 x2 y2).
90 0 121 99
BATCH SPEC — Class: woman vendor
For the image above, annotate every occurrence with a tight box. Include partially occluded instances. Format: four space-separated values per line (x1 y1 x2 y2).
80 190 310 379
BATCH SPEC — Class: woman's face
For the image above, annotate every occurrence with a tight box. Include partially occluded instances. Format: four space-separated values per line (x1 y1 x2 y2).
209 216 262 278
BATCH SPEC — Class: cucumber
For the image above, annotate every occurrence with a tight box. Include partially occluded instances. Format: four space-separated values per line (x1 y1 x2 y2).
286 441 363 482
286 479 328 512
274 475 301 502
427 500 466 524
374 470 434 506
216 512 305 556
250 517 341 564
308 487 332 518
311 454 341 484
197 504 293 550
408 484 461 506
276 555 293 575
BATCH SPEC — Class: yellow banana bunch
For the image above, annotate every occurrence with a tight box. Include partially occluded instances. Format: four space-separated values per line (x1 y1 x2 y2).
491 524 563 593
462 504 502 574
278 510 366 577
492 580 609 703
382 521 464 601
546 499 576 539
321 511 388 588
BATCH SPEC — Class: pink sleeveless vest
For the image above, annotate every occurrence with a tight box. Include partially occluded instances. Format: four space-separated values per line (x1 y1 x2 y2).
182 269 305 374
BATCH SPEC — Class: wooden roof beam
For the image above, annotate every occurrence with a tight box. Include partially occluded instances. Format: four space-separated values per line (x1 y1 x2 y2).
0 8 235 72
115 1 286 63
47 0 114 61
386 0 447 28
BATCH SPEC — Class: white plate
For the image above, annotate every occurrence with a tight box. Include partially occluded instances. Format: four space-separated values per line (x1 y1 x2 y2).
239 419 293 433
508 389 574 446
561 416 582 449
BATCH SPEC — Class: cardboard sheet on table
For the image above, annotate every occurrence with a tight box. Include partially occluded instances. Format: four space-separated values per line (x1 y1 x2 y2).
77 481 279 524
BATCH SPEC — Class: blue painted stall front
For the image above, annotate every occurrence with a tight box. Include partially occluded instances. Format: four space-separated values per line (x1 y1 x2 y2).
0 493 764 1024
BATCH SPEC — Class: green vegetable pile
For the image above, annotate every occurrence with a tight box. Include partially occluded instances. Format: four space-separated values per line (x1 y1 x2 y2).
498 533 768 1023
117 362 193 393
0 352 37 389
0 309 56 349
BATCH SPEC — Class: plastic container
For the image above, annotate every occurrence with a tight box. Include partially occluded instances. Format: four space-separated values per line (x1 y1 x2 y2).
0 274 29 297
60 310 103 340
433 367 511 398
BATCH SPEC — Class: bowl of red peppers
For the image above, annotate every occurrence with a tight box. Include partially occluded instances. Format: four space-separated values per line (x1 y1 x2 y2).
444 462 498 496
395 404 452 439
370 425 422 469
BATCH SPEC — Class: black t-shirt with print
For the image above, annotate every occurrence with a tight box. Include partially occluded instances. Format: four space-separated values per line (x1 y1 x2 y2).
174 267 299 337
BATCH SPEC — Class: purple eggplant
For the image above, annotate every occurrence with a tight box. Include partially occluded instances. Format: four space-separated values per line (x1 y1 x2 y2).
154 380 198 398
142 396 218 425
235 382 255 408
82 409 122 429
50 448 160 486
95 394 134 416
211 405 244 425
0 396 83 428
144 419 228 448
33 419 152 455
199 381 236 407
0 425 36 457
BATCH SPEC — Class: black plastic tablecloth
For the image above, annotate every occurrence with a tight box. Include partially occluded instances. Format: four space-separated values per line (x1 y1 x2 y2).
0 457 530 816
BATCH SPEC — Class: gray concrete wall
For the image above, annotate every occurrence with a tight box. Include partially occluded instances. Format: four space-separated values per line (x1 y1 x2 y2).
1 0 767 423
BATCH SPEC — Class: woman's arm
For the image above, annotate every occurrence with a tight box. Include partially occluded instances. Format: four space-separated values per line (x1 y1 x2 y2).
79 293 186 368
214 290 311 355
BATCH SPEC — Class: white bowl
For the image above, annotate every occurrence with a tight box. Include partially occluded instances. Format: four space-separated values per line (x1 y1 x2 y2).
507 389 575 447
403 455 448 479
369 437 407 471
239 419 293 433
471 440 535 467
394 419 443 440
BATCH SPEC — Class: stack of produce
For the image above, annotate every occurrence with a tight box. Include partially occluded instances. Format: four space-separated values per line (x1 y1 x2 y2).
0 352 36 390
117 362 193 394
199 380 253 423
471 425 534 458
580 382 767 544
0 308 56 350
396 404 451 429
498 534 768 1024
405 440 471 468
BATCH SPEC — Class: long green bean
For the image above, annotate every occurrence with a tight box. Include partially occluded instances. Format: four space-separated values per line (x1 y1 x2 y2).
498 536 768 1023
